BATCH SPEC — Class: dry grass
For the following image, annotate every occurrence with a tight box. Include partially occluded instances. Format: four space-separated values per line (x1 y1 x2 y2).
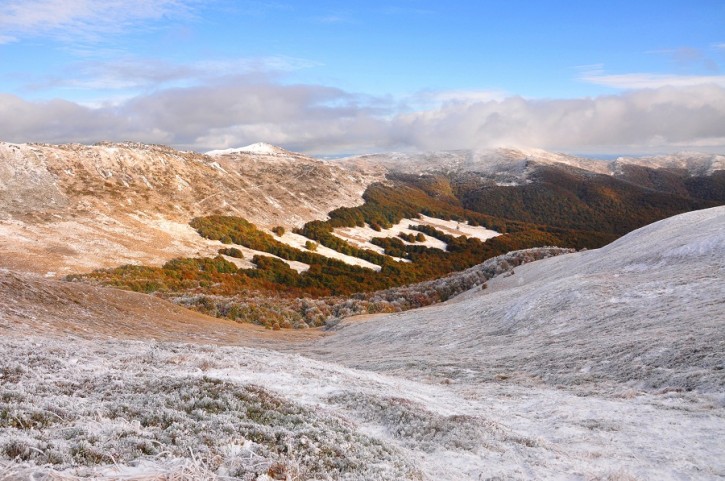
0 268 325 347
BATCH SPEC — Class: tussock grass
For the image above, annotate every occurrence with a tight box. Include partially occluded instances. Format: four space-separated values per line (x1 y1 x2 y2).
0 337 420 480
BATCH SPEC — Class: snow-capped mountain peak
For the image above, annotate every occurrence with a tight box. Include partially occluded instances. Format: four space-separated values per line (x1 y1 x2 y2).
206 142 287 156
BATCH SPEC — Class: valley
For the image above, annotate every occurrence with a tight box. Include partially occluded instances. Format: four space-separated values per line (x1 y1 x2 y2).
0 141 723 480
1 206 722 480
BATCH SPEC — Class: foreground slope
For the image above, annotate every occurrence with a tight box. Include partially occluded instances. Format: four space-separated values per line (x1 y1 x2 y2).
310 206 725 394
1 209 723 480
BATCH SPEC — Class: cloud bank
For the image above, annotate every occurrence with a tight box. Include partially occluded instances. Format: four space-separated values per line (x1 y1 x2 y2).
1 78 724 155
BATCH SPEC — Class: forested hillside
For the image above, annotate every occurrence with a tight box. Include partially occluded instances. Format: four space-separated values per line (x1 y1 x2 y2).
72 179 619 327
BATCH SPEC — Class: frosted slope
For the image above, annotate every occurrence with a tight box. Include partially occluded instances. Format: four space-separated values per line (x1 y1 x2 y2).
2 334 722 480
311 206 725 394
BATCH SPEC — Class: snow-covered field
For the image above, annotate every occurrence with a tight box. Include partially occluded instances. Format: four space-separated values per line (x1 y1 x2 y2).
332 215 499 253
270 213 501 270
274 232 381 271
1 207 723 480
333 219 447 254
417 214 500 242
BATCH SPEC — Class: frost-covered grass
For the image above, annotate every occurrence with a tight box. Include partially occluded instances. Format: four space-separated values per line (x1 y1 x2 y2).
3 332 722 480
0 338 420 480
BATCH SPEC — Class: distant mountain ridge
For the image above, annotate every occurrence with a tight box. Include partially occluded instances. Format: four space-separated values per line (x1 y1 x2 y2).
1 140 722 278
339 147 725 185
339 147 725 236
613 152 725 176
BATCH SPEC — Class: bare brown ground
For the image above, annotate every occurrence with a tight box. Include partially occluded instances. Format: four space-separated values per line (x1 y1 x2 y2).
0 269 327 346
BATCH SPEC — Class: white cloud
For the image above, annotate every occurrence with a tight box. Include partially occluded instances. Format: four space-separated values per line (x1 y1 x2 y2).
1 80 724 155
29 55 320 93
196 56 321 75
392 85 725 153
411 89 507 108
0 0 198 43
581 72 725 89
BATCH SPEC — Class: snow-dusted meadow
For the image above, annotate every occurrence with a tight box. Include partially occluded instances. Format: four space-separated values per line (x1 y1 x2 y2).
1 207 724 480
332 215 500 254
274 231 381 271
260 214 500 271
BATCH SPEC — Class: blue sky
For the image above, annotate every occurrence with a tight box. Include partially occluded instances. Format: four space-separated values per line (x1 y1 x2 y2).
1 0 724 154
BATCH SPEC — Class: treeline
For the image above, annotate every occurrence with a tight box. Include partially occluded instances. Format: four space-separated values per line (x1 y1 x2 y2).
322 181 519 233
449 166 722 235
77 210 602 302
172 247 574 329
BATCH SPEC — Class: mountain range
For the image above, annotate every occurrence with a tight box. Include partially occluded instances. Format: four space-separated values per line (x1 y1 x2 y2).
0 140 723 480
1 141 722 277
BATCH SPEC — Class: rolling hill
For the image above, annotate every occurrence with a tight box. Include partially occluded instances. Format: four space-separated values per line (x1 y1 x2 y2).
1 141 723 331
0 141 380 276
309 206 725 394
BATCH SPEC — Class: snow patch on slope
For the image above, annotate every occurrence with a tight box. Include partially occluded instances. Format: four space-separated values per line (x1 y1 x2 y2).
333 218 447 254
332 215 499 253
274 231 381 271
